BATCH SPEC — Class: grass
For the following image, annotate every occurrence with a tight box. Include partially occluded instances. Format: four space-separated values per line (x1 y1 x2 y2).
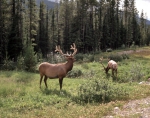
1 47 150 117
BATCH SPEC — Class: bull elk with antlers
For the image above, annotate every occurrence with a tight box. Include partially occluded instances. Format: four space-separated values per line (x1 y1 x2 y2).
100 58 118 77
39 43 77 90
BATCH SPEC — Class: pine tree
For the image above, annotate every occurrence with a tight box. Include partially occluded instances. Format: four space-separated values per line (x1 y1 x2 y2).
26 0 39 46
7 0 23 62
0 0 10 64
38 1 49 58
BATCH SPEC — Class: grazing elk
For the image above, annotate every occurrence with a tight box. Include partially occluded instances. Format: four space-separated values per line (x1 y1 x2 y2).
100 58 118 77
39 43 77 90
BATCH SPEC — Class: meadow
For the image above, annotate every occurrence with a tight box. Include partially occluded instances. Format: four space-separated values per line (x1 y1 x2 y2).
1 47 150 118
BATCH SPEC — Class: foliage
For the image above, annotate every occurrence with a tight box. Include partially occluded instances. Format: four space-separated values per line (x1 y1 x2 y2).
67 69 83 78
1 0 150 65
1 49 150 118
75 53 84 61
16 56 25 70
121 53 130 59
108 53 123 62
24 45 37 72
78 78 130 103
83 54 95 62
2 58 16 70
129 62 145 82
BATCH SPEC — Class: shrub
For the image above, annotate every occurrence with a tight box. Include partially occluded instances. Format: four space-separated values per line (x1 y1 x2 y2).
16 56 25 70
2 58 16 70
67 69 83 78
88 54 95 62
121 53 129 59
78 78 129 103
121 44 126 49
129 62 145 82
108 53 123 62
75 53 84 61
24 45 37 72
118 72 132 83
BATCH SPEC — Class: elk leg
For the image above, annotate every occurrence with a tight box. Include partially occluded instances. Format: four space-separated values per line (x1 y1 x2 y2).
40 75 43 88
44 76 48 88
59 78 63 90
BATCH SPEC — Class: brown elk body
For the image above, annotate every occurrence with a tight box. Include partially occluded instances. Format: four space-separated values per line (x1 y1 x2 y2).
39 43 77 90
100 58 118 76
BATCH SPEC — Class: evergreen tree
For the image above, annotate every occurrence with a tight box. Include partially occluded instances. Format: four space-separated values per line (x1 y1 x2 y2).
7 0 23 62
38 1 49 58
24 43 37 72
140 10 146 45
130 0 140 46
0 0 10 64
27 0 39 47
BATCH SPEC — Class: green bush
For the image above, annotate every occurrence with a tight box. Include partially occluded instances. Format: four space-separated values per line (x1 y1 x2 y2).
129 62 145 82
75 53 84 61
2 59 16 70
118 72 132 83
24 45 37 72
67 69 83 78
121 53 129 59
87 54 95 62
108 53 123 62
16 56 25 70
78 78 129 103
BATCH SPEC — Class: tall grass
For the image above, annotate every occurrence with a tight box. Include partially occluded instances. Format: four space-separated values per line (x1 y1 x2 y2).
1 47 150 117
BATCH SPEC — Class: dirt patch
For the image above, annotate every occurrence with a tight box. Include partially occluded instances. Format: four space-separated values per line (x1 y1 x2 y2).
103 96 150 118
118 49 150 55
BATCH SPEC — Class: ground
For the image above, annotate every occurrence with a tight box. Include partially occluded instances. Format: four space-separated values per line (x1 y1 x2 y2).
104 96 150 118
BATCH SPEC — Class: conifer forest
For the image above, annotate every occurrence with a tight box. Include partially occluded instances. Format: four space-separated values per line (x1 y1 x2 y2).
0 0 150 71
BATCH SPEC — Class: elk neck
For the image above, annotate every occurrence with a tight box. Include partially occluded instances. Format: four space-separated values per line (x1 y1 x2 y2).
105 66 110 73
65 58 74 72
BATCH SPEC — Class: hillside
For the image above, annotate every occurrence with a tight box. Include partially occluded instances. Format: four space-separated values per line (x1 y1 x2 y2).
146 19 150 25
36 0 58 9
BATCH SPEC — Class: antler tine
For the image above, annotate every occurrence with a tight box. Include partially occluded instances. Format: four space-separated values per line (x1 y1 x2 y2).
70 43 77 56
55 45 65 56
100 57 106 69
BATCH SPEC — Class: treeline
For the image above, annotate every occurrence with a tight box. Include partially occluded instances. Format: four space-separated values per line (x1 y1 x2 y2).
0 0 150 65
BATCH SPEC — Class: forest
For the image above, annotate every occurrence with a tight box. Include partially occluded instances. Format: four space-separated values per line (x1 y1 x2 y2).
0 0 150 71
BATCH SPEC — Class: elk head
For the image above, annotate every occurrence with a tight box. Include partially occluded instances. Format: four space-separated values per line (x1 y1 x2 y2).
55 43 77 63
39 43 77 91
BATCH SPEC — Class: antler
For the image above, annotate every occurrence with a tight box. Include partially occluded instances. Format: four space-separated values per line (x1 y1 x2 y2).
70 43 77 56
55 45 68 56
100 57 106 69
55 43 77 56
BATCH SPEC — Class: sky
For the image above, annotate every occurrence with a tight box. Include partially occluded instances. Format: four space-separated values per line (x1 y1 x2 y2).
135 0 150 20
48 0 150 20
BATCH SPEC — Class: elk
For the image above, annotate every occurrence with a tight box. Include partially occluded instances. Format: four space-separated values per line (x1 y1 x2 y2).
39 43 77 90
100 58 118 77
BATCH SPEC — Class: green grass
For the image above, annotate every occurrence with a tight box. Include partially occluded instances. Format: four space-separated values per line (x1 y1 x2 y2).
1 47 150 118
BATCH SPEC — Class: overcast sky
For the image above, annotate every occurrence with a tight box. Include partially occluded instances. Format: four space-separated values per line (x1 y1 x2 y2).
135 0 150 20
